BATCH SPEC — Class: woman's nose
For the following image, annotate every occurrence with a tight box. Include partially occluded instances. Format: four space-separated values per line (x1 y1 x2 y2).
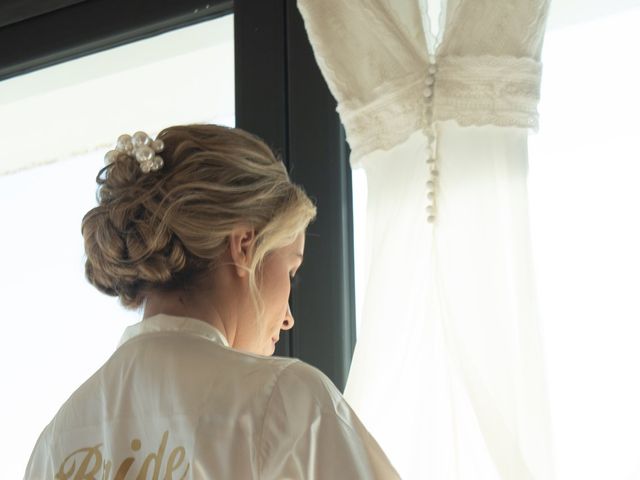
282 304 295 330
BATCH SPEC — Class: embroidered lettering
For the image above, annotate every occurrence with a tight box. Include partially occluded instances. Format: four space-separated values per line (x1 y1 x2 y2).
55 431 190 480
164 445 189 480
136 431 167 479
113 439 140 479
56 444 103 480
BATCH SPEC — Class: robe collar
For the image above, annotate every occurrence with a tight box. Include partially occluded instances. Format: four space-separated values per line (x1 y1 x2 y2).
118 313 230 348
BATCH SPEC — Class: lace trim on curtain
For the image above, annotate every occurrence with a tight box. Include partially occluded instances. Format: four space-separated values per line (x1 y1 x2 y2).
433 55 542 129
339 55 542 167
337 71 426 167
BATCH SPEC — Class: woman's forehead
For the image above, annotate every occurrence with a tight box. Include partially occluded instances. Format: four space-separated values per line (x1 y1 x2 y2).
280 234 305 259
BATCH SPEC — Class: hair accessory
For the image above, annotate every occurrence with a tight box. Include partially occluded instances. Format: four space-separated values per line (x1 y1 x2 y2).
104 131 165 173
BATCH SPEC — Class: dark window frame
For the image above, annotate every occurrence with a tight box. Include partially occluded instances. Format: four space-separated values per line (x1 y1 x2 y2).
0 0 356 391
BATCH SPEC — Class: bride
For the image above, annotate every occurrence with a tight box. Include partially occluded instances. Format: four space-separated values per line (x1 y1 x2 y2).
24 124 399 479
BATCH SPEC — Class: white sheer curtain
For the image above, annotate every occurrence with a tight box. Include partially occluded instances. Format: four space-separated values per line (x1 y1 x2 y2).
346 124 551 479
297 0 553 478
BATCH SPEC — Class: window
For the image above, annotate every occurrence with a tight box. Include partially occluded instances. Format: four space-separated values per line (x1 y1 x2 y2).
0 14 234 477
528 9 640 479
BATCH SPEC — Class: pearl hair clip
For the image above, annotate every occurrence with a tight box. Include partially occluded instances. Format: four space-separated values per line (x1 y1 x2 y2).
104 131 165 173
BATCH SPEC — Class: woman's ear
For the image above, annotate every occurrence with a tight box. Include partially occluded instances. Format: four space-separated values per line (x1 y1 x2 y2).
228 225 256 278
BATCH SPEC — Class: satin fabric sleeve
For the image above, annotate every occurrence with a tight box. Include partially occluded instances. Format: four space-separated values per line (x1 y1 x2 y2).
258 361 400 480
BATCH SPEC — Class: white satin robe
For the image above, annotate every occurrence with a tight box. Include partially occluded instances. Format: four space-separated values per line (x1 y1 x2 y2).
24 314 399 479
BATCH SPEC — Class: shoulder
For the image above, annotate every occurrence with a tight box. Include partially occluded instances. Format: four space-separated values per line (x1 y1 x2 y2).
258 361 343 456
263 359 350 432
272 360 343 408
258 361 401 479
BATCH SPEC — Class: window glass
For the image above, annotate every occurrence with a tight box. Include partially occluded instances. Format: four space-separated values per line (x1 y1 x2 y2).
0 14 234 478
529 9 640 480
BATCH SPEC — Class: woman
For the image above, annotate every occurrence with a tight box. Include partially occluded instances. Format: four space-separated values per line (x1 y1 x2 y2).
24 125 399 479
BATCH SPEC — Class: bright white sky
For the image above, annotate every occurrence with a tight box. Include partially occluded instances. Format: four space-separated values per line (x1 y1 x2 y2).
0 14 234 176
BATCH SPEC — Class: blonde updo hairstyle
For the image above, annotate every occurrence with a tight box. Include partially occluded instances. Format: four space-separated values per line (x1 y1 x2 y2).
82 124 317 318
